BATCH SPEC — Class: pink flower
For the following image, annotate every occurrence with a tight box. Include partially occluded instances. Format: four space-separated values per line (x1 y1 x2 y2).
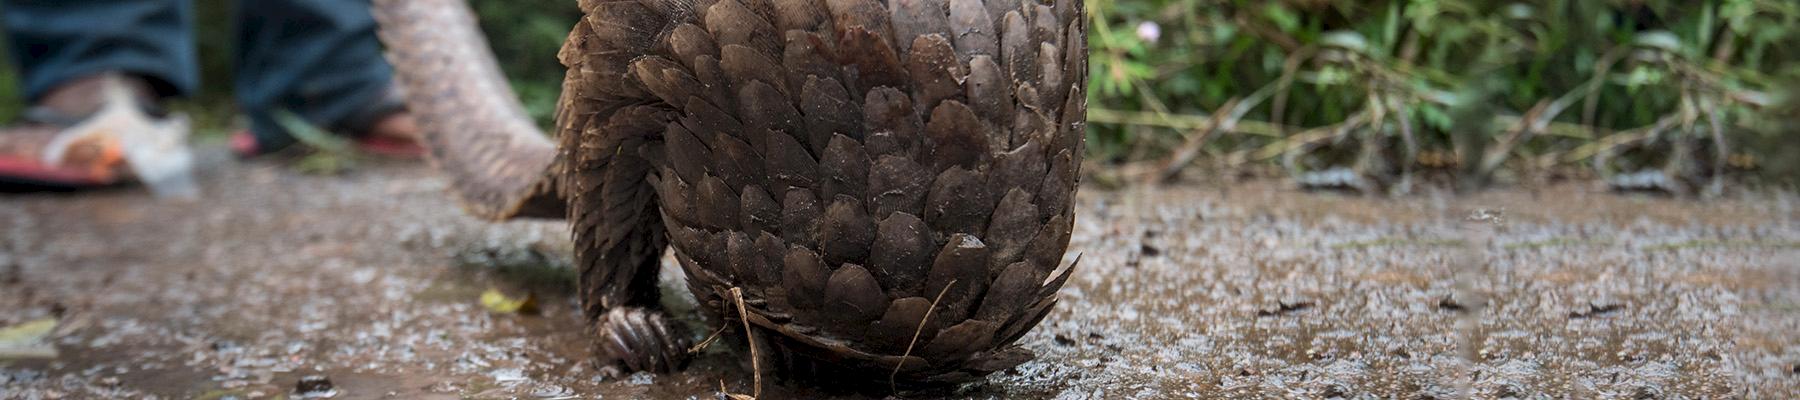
1136 21 1161 44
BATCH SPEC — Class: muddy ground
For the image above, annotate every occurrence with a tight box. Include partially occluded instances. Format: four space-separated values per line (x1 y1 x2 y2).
1 148 1795 399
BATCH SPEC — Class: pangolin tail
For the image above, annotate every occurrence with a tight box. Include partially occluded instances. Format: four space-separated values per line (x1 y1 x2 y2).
372 0 564 220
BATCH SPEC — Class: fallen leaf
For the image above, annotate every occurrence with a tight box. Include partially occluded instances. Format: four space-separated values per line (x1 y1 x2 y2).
480 289 539 315
0 318 59 359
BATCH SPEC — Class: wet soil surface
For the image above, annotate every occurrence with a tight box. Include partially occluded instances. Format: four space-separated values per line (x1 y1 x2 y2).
1 149 1796 399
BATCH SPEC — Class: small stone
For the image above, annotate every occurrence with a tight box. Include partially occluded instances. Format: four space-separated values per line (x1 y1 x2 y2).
293 375 338 399
1138 243 1162 257
1436 296 1464 311
1257 298 1314 317
529 383 573 398
427 381 460 393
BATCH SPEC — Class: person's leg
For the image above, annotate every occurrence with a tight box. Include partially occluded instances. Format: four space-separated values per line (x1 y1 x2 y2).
3 0 197 102
232 0 417 155
0 0 194 190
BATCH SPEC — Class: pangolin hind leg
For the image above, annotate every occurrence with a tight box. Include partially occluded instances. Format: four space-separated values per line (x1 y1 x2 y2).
372 0 692 373
562 99 692 373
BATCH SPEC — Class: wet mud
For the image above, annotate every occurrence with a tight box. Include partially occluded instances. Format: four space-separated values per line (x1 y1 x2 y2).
1 148 1795 399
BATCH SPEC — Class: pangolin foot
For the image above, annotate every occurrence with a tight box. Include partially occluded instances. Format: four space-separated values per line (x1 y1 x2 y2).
593 307 692 375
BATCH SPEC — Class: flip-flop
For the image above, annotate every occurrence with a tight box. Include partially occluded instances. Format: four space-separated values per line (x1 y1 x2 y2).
0 156 118 192
229 128 427 159
232 86 426 159
0 107 127 192
351 134 428 158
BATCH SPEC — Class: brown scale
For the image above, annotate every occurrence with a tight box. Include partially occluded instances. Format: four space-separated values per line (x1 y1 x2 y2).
374 0 1086 387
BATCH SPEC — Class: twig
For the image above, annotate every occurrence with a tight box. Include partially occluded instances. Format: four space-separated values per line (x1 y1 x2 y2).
1086 108 1290 138
890 279 957 392
1580 48 1629 127
1276 111 1371 179
1271 46 1317 131
719 380 754 400
687 323 729 354
733 287 760 399
1141 100 1237 186
1140 82 1279 186
1231 11 1302 51
1704 99 1730 198
1269 110 1373 168
1579 113 1684 178
1478 100 1550 178
714 287 760 400
1393 100 1419 195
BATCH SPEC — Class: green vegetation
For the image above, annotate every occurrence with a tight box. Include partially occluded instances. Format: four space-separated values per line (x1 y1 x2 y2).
0 0 1793 191
1087 0 1799 192
466 0 584 124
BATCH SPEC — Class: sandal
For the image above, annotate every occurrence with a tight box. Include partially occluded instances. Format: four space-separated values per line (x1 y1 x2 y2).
231 86 426 159
0 74 196 197
0 106 127 192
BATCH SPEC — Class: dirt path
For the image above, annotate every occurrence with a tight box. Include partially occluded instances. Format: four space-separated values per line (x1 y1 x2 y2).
2 148 1796 399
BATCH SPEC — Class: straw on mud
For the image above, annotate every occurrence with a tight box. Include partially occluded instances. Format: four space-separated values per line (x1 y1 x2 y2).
719 380 754 400
697 287 759 399
890 279 957 392
730 287 761 399
688 323 728 354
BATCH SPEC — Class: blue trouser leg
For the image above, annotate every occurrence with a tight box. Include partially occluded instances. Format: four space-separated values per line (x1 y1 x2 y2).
1 0 199 100
234 0 397 152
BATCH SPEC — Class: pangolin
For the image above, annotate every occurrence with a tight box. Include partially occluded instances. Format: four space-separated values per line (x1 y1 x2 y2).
373 0 1086 387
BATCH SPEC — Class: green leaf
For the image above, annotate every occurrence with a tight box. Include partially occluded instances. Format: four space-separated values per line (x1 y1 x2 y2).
1504 3 1535 19
1383 1 1401 49
1699 2 1716 48
1320 31 1370 53
1633 30 1685 53
1306 66 1352 86
272 109 354 154
1263 3 1300 32
1406 0 1441 33
1211 24 1237 43
1623 67 1667 91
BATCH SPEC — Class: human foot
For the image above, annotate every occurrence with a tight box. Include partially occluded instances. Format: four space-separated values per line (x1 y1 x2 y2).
231 87 426 159
0 73 191 194
350 111 426 158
